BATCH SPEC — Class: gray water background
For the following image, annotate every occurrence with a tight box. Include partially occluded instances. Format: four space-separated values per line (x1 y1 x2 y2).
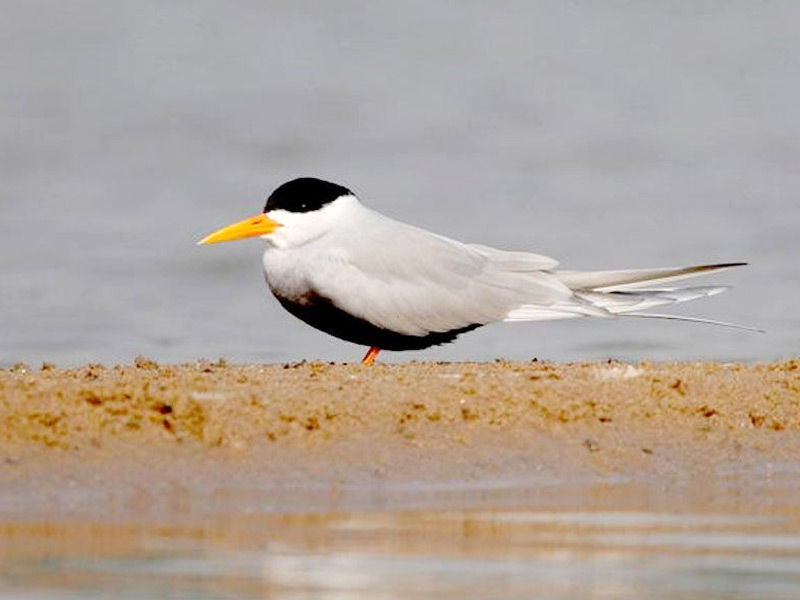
2 1 798 366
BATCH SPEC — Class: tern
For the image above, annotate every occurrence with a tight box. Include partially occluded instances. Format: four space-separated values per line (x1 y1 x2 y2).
199 177 752 365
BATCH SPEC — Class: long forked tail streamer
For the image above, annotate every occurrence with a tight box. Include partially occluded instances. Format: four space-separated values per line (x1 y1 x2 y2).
620 312 765 333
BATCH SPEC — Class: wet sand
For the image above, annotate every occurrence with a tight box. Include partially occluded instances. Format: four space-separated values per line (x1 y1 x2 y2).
2 359 800 598
1 358 799 519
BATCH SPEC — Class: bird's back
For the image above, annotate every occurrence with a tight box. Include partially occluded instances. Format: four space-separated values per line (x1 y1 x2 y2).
262 205 574 337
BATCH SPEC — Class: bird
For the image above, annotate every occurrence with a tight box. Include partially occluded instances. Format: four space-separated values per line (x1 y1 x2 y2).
199 177 754 365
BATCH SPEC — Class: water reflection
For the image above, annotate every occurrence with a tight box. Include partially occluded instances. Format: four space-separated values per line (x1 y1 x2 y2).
3 509 800 599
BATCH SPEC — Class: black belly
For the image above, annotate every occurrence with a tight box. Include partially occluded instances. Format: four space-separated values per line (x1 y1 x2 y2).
274 291 481 351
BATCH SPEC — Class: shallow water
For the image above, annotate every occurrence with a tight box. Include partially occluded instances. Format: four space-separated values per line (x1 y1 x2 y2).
1 1 798 366
3 465 800 599
3 508 800 599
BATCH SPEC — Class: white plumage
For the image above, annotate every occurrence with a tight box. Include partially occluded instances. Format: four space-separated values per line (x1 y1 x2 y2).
261 193 746 336
200 177 754 363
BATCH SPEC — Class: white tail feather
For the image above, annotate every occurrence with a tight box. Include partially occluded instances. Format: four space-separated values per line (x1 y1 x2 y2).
505 302 612 322
574 286 728 314
505 286 729 322
504 262 759 332
621 313 765 333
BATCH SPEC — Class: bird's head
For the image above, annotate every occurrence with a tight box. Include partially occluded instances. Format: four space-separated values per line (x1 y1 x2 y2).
198 177 357 247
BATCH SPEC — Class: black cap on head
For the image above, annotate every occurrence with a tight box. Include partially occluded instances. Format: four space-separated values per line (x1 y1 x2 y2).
264 178 352 213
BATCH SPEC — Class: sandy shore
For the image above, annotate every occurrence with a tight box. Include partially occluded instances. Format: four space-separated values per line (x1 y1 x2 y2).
1 359 799 518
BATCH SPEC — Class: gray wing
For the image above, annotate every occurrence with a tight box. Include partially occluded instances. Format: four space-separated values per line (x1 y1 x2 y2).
304 212 583 336
467 244 560 271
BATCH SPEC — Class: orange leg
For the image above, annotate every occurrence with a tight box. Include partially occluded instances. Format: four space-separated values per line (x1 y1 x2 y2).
361 346 381 366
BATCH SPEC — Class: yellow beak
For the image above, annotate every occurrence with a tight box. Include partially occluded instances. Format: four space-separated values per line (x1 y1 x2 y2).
197 213 282 245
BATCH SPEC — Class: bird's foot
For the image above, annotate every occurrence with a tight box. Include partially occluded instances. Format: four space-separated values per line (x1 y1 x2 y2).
361 346 381 366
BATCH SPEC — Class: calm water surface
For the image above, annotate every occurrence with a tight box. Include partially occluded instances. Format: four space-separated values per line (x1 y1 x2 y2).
1 1 798 366
3 470 800 599
3 508 800 599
